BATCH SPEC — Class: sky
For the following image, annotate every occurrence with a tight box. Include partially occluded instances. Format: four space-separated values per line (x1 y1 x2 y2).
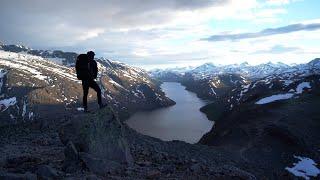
1 0 320 69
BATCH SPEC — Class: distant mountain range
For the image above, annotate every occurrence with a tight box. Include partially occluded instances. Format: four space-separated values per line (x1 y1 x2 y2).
150 59 320 81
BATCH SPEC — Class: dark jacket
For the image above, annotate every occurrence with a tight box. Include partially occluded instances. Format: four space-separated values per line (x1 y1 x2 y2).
88 60 98 79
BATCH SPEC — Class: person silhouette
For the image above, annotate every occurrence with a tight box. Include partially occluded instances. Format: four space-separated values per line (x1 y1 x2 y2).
76 51 103 112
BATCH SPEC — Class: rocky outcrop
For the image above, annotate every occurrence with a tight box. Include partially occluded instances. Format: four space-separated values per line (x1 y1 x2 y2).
59 107 133 175
0 103 258 179
199 75 320 177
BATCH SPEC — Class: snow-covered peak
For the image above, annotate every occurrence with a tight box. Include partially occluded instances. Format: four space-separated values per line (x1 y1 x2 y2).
240 62 249 67
192 63 216 72
276 61 289 67
307 58 320 68
0 44 31 52
255 61 289 70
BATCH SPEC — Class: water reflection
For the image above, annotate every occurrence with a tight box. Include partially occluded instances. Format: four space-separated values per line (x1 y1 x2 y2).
125 82 213 144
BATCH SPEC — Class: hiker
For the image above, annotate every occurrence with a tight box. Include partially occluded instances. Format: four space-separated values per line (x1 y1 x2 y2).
76 51 104 112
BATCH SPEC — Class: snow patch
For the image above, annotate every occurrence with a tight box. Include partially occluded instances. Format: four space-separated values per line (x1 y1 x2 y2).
136 87 145 98
47 57 64 65
0 97 17 112
28 112 34 120
256 82 312 105
255 93 294 104
77 107 84 111
0 69 6 78
296 82 311 94
238 83 251 101
10 114 15 120
286 156 320 180
0 69 7 94
109 79 125 89
105 94 113 100
210 88 217 95
22 100 27 118
268 83 273 89
0 58 48 81
289 89 295 92
283 80 293 86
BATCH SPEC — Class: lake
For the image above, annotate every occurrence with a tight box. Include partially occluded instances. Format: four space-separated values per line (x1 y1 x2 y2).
125 82 213 144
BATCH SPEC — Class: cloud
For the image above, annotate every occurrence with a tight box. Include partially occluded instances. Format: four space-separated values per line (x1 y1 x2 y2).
252 45 301 54
0 0 319 69
266 0 297 6
0 0 227 41
77 28 105 41
202 23 320 41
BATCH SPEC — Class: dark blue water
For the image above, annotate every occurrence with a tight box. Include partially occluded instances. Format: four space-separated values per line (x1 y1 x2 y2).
125 82 213 144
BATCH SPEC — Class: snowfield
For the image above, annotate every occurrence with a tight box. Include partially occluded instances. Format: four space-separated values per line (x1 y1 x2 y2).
0 50 77 82
255 81 312 104
255 93 294 104
285 156 320 180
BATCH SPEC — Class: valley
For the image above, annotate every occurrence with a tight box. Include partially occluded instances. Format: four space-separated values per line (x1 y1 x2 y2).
125 82 213 144
2 1 320 179
0 44 320 179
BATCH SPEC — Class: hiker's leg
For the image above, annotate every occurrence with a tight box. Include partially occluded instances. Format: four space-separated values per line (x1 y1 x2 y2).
89 80 102 106
82 80 89 110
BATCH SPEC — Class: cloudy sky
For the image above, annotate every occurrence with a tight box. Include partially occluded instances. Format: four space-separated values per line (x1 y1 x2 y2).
1 0 320 69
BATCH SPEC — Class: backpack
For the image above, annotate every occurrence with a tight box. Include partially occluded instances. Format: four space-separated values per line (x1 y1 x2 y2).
75 54 89 80
88 60 98 79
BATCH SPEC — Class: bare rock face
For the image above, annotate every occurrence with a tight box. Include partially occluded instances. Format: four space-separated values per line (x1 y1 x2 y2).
59 107 133 175
0 171 37 180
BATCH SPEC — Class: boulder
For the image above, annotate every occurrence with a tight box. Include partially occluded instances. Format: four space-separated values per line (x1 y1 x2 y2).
80 152 122 175
36 165 60 179
59 107 133 175
63 141 82 173
190 163 202 173
146 170 161 179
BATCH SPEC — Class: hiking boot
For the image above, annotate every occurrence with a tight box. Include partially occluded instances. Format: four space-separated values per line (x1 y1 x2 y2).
99 104 107 109
84 107 90 113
